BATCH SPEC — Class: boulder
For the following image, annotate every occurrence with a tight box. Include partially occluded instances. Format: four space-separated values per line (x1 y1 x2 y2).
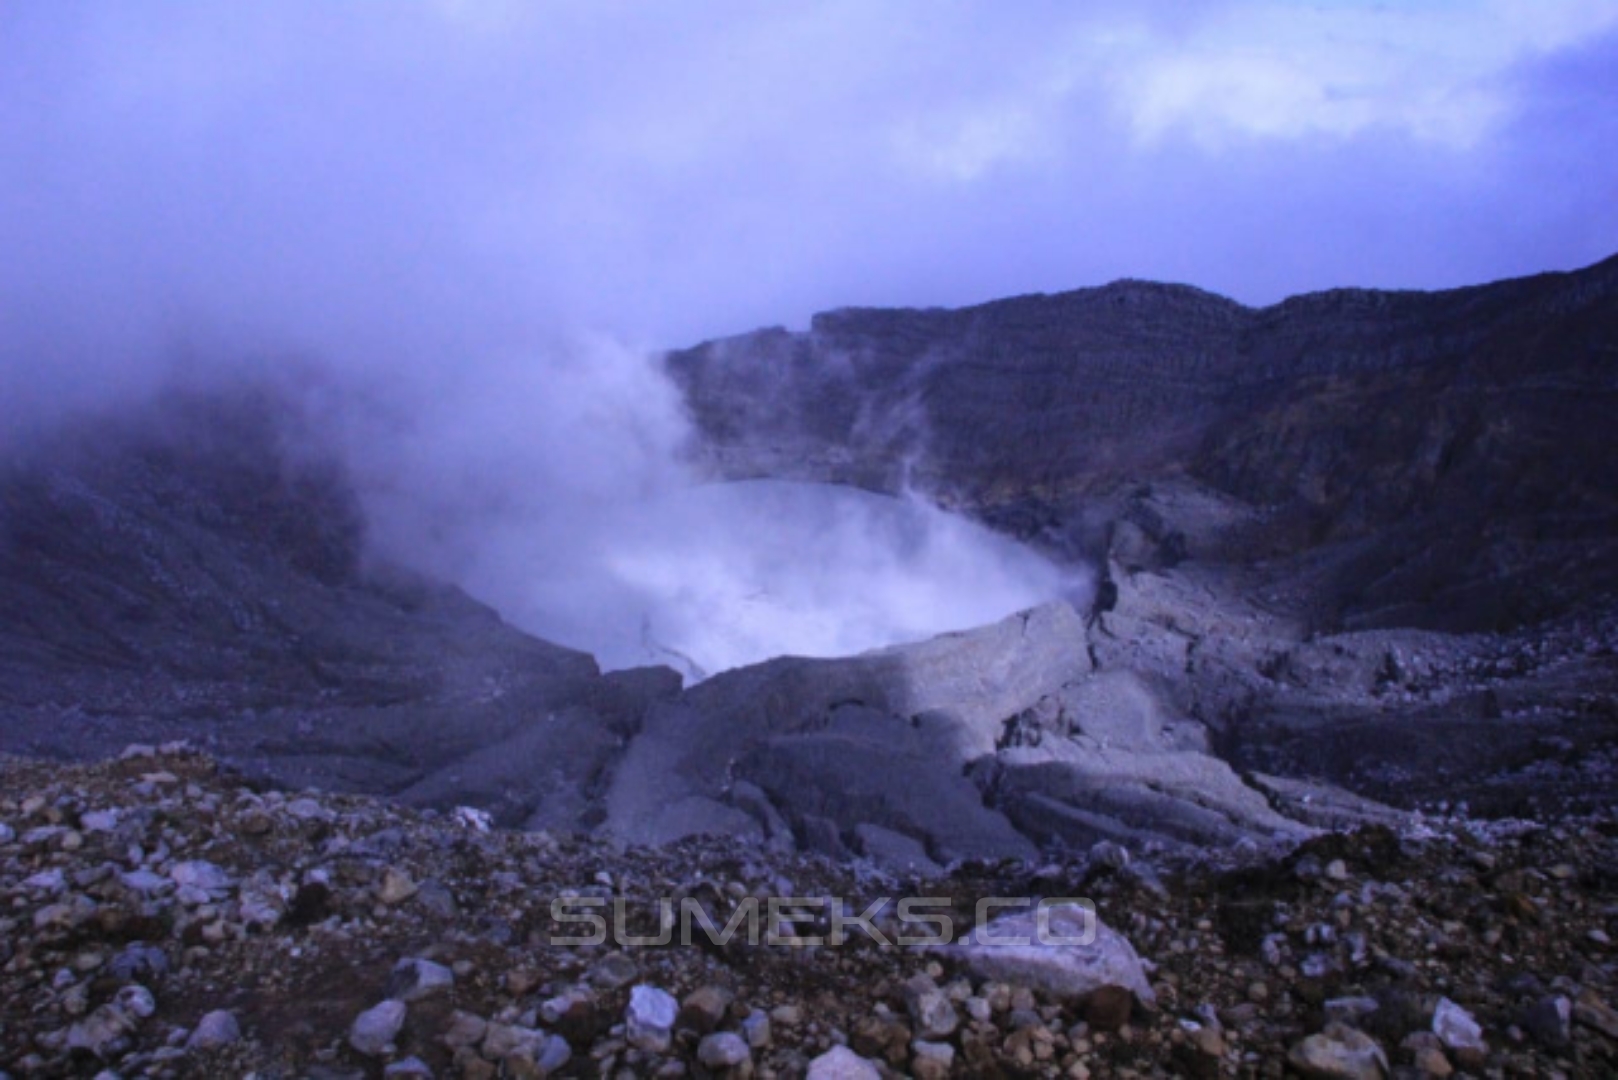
949 903 1155 1014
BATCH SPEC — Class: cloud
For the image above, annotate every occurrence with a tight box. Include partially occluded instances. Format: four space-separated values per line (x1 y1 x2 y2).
1099 0 1618 149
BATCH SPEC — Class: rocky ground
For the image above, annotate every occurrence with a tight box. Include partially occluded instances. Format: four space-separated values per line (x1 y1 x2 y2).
3 746 1617 1079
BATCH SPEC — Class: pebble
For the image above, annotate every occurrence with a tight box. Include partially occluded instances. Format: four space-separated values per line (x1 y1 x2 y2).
741 1009 772 1048
911 1038 956 1079
626 985 678 1053
1432 997 1487 1067
114 984 156 1019
1287 1021 1389 1080
697 1031 751 1068
1520 995 1572 1048
350 999 407 1056
66 1004 138 1059
679 984 734 1034
588 951 638 989
376 867 418 905
441 1010 488 1050
1574 990 1618 1039
903 973 959 1040
186 1009 241 1049
386 957 455 1002
805 1045 882 1079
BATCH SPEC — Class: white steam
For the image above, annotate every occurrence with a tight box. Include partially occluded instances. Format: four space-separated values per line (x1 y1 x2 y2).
334 337 1079 680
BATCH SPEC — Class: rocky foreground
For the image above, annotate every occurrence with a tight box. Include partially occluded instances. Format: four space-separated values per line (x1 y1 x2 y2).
2 748 1616 1078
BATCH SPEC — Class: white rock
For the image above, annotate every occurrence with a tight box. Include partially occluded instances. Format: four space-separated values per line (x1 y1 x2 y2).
625 984 678 1053
169 861 233 896
284 797 334 821
114 985 156 1019
903 974 959 1040
1288 1023 1388 1080
911 1039 956 1079
66 1004 137 1059
80 809 121 832
386 957 455 1002
1434 997 1487 1055
480 1021 546 1061
535 1035 572 1073
23 869 66 894
350 1000 407 1056
949 902 1156 1008
376 867 418 905
698 1031 751 1067
186 1009 241 1049
741 1008 772 1048
452 806 493 831
237 883 285 931
806 1045 882 1079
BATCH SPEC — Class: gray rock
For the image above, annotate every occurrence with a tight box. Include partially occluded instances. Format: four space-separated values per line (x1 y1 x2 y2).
285 797 334 821
1323 996 1380 1027
415 879 458 918
350 999 407 1057
237 878 286 930
1089 840 1130 869
1574 991 1618 1039
1520 995 1571 1048
441 1011 488 1050
679 985 734 1035
79 806 119 835
110 944 168 983
118 869 170 895
383 1058 434 1079
605 602 1090 860
23 868 66 893
854 823 943 877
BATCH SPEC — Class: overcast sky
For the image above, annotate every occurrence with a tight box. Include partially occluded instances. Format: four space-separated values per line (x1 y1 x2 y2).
5 0 1616 372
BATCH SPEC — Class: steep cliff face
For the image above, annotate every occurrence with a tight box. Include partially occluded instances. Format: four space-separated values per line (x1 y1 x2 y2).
666 254 1618 631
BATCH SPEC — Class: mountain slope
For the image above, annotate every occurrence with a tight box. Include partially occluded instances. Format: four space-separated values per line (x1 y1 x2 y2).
667 254 1618 631
0 391 677 825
